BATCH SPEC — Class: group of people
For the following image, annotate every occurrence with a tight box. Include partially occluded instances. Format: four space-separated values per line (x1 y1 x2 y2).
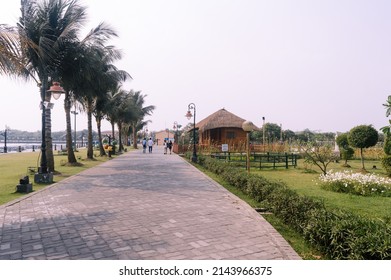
163 139 173 155
142 137 154 153
141 138 173 154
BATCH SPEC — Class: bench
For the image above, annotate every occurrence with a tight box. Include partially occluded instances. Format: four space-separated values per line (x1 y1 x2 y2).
27 166 36 174
57 149 67 155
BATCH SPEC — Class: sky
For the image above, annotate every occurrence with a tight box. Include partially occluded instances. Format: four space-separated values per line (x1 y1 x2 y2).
1 0 391 134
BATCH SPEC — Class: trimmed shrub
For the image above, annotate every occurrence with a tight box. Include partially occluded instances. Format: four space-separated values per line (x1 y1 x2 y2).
303 209 391 259
266 187 323 233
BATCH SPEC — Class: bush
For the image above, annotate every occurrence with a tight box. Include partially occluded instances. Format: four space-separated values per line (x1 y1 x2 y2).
246 175 279 203
266 187 323 233
381 155 391 177
303 209 391 259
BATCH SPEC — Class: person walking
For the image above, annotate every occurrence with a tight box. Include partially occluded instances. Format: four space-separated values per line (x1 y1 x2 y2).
148 137 153 153
163 139 167 154
142 138 147 153
167 140 173 154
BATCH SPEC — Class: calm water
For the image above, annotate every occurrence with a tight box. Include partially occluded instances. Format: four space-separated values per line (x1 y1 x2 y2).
0 142 71 153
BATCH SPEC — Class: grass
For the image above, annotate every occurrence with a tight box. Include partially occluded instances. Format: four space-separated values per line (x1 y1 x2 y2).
0 148 127 205
254 159 391 220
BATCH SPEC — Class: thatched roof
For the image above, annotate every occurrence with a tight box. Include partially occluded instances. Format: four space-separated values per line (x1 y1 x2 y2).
195 108 258 132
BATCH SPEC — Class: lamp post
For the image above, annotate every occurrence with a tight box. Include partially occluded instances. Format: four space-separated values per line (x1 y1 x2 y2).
185 103 197 162
36 81 65 183
166 128 170 141
173 121 181 144
71 107 78 151
242 120 255 174
262 116 266 152
0 126 8 153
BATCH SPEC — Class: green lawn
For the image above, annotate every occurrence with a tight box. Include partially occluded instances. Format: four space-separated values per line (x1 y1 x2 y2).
0 149 127 205
254 159 391 220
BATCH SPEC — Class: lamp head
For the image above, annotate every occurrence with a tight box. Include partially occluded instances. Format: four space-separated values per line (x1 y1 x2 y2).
47 81 65 100
185 110 192 120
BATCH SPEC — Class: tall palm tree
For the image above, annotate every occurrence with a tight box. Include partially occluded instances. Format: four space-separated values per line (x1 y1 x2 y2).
18 0 87 172
127 90 155 149
59 22 119 163
75 43 129 159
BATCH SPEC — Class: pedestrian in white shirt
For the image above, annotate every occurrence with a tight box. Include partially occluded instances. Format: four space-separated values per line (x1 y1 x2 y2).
147 137 153 153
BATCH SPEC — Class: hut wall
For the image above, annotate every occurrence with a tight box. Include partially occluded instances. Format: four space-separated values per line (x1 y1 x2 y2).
200 127 246 146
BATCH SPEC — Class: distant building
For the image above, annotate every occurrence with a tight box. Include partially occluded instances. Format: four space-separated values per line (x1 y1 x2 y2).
154 130 175 146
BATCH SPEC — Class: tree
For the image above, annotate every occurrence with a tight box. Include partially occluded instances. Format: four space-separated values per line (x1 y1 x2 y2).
381 96 391 176
336 133 354 167
300 141 339 175
59 22 120 163
348 125 379 170
283 129 296 141
0 24 25 76
262 123 282 142
127 91 155 149
17 0 87 172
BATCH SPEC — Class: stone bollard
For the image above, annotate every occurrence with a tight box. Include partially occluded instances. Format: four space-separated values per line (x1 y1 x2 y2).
16 176 33 193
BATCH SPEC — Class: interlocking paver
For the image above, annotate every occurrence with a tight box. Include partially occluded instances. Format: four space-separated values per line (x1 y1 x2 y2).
0 145 301 260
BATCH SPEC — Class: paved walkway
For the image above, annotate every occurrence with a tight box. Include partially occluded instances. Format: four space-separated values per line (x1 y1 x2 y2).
0 146 300 260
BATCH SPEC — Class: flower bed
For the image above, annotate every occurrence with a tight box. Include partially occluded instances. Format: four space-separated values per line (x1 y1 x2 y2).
319 170 391 197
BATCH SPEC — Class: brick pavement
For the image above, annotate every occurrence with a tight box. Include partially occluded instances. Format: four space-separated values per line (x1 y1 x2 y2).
0 146 301 260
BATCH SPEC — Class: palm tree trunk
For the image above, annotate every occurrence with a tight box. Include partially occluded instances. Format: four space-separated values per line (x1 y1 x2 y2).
96 116 106 156
87 101 94 159
118 122 123 152
132 124 138 149
111 121 115 141
64 94 77 163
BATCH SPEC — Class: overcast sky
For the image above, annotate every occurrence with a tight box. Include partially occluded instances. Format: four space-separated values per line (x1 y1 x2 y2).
1 0 391 134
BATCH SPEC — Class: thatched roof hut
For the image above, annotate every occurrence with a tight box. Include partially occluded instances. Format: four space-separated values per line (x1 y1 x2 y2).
193 108 259 146
196 108 247 132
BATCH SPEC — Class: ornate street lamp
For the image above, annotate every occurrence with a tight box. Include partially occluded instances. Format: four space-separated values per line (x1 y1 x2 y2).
186 103 197 162
173 121 179 143
242 120 256 174
35 81 65 183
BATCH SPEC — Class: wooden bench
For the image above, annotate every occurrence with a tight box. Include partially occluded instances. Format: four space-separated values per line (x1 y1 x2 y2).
27 166 36 174
57 149 67 155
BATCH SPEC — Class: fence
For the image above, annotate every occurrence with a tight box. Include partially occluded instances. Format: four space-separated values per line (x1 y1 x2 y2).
210 152 298 169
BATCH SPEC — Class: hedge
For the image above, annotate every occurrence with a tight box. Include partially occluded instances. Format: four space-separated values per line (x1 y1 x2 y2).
197 155 391 260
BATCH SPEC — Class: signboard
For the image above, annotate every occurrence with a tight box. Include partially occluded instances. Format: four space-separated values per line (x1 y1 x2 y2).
221 144 229 152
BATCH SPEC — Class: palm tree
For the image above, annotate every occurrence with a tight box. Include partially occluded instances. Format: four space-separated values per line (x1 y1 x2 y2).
104 86 128 154
59 22 120 163
381 95 391 136
17 0 87 172
75 43 129 159
0 24 25 76
127 90 155 149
